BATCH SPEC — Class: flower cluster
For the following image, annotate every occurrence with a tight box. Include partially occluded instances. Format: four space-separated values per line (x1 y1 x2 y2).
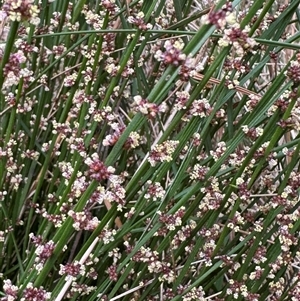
224 57 249 74
154 40 186 67
158 206 185 231
288 274 300 300
101 0 118 15
59 256 98 294
127 244 175 283
242 125 264 140
124 131 142 149
189 164 209 181
1 279 18 301
132 95 167 118
1 0 40 24
148 140 179 166
59 261 86 281
182 286 206 301
21 283 51 301
174 90 190 110
245 94 260 112
204 3 257 58
66 283 97 298
2 50 30 90
198 177 223 212
210 141 227 161
104 174 127 209
218 24 257 56
144 180 166 201
286 59 300 84
205 2 233 29
99 226 117 244
226 280 250 300
189 98 212 118
82 0 118 30
102 124 124 148
1 281 51 301
106 264 118 281
84 153 115 182
171 220 196 249
153 0 175 29
68 210 100 231
29 234 56 272
128 11 152 30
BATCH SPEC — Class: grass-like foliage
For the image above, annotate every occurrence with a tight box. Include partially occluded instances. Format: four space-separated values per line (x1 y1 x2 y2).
1 0 300 300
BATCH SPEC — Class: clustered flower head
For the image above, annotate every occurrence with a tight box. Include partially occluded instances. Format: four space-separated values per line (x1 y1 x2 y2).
127 244 175 283
124 131 142 149
171 220 196 249
21 283 51 301
2 49 33 90
59 256 98 295
68 210 100 231
132 95 166 118
106 264 118 281
158 206 185 231
204 3 256 57
154 40 186 67
29 234 56 272
178 56 199 81
148 140 179 166
198 177 223 213
286 58 300 84
1 279 18 301
144 180 166 201
210 141 227 161
224 57 250 74
1 281 51 301
82 0 118 30
174 90 190 110
1 0 40 24
189 98 212 117
189 164 209 181
102 123 142 151
101 0 118 15
103 123 125 147
127 11 152 30
99 225 117 244
245 94 260 112
205 2 233 29
218 24 257 56
182 286 206 301
59 261 86 281
242 125 264 140
153 0 175 29
226 279 250 300
84 153 115 182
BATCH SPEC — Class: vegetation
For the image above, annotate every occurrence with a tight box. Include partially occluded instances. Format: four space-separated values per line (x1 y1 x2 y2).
0 0 300 300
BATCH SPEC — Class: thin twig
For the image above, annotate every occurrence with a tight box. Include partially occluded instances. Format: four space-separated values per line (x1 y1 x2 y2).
191 72 261 98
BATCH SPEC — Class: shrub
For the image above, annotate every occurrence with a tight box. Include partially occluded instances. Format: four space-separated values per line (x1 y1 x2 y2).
0 0 300 300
